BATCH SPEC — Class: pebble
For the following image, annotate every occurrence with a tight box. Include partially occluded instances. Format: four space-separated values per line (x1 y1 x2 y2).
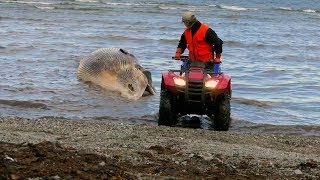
294 169 303 175
99 161 106 166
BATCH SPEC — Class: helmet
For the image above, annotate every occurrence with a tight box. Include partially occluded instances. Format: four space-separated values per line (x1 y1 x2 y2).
182 11 197 24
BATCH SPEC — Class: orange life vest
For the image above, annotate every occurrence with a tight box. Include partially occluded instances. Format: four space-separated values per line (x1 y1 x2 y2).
184 23 213 62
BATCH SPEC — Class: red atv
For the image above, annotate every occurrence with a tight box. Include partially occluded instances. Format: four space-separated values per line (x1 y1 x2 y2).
158 56 232 131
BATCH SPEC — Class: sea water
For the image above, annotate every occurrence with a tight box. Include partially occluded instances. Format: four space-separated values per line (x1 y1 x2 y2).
0 0 319 135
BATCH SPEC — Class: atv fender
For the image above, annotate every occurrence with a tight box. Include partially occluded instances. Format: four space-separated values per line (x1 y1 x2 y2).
211 75 232 97
216 75 231 89
161 72 179 93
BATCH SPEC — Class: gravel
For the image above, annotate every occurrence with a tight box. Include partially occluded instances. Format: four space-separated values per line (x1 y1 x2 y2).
0 116 319 179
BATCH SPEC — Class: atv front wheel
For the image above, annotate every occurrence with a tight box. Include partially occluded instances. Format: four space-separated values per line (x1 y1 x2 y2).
158 90 177 126
213 95 231 131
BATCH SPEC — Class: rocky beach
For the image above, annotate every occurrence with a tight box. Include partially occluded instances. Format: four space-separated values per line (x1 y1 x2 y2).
0 117 319 179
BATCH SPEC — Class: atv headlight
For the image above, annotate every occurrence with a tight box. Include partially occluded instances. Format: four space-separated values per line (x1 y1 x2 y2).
205 79 219 89
173 77 186 87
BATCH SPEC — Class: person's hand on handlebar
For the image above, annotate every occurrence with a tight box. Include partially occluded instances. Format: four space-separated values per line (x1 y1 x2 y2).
174 48 182 60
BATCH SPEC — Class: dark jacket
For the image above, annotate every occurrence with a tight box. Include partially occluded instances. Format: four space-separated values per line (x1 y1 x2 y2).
177 20 223 55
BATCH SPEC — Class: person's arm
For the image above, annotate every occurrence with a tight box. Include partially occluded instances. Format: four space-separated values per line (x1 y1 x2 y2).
205 28 223 54
205 28 223 63
174 33 187 59
177 33 187 54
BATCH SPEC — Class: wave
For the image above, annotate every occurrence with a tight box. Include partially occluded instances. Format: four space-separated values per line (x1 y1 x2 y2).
4 0 53 6
98 35 154 42
52 6 104 11
0 14 44 22
86 34 178 44
3 1 208 13
218 5 258 11
3 0 101 11
275 7 318 14
303 9 317 13
75 0 98 2
226 40 306 49
0 99 47 109
101 2 182 12
34 6 55 10
277 7 293 11
6 1 319 15
158 38 178 43
224 41 267 48
224 40 245 47
3 0 69 6
217 5 318 14
232 97 275 108
4 0 56 10
103 2 139 6
158 6 178 10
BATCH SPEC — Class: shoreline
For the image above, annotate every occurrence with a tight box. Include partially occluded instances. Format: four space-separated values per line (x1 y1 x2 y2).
0 116 319 179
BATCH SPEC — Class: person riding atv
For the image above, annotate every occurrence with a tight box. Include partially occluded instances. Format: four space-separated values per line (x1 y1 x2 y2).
158 55 232 131
158 12 231 131
174 11 223 75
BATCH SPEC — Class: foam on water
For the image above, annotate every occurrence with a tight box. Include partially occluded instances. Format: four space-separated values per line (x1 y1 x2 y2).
219 5 259 11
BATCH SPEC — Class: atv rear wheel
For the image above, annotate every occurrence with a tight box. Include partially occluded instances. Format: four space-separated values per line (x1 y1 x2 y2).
212 95 231 131
158 89 177 126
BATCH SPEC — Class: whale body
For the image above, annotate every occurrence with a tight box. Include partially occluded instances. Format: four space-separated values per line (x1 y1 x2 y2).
77 48 156 100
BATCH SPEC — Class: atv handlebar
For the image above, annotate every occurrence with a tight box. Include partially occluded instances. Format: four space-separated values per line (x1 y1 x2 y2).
172 56 189 61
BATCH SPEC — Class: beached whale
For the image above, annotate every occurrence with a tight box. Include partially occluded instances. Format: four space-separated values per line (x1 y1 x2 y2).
77 48 156 100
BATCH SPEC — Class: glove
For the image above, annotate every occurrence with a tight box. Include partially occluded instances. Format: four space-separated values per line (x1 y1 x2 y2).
214 53 222 64
213 64 221 76
174 48 182 60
